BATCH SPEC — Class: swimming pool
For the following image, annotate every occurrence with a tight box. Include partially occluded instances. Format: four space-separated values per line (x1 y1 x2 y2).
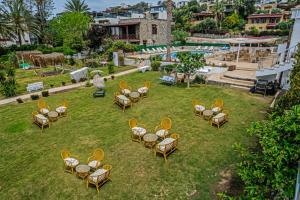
159 50 213 60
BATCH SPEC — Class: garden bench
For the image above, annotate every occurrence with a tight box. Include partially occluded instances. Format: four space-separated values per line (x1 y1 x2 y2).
27 82 44 92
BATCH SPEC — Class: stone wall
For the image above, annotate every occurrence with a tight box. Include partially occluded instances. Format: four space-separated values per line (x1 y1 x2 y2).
138 18 168 45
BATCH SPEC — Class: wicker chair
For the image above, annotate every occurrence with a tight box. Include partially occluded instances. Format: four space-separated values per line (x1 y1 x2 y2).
155 133 179 162
38 99 50 115
211 110 229 128
211 99 224 115
56 100 68 117
87 148 105 171
32 111 50 130
60 150 79 174
86 164 112 193
138 81 151 98
192 100 206 116
155 117 172 139
114 92 132 112
129 118 147 142
119 80 132 96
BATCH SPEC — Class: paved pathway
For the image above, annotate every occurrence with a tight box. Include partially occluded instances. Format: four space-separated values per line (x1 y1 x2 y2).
0 68 138 106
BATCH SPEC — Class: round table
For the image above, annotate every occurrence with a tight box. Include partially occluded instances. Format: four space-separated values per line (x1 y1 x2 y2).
129 92 140 103
76 164 90 179
48 111 58 122
143 133 158 148
203 110 213 121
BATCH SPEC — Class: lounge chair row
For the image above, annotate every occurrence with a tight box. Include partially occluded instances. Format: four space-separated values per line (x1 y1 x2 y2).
61 149 112 193
192 99 229 128
129 117 179 162
141 46 178 54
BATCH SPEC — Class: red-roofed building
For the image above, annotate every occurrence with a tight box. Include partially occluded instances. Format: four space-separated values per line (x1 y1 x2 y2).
245 13 288 31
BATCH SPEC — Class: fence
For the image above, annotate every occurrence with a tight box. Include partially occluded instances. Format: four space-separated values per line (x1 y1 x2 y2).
294 162 300 200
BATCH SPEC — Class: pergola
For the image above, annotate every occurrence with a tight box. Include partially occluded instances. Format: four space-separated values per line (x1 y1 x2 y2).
218 37 279 63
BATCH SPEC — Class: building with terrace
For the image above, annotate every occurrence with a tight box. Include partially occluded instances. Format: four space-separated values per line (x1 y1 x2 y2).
96 13 168 45
245 13 288 31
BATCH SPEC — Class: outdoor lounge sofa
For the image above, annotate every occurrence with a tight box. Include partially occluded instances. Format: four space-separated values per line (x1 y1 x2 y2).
160 76 176 85
155 133 179 162
114 92 132 112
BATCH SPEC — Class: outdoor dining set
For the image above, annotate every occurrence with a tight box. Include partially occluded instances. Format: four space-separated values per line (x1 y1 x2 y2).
128 117 180 162
60 148 112 193
32 99 68 131
114 80 151 112
192 99 229 128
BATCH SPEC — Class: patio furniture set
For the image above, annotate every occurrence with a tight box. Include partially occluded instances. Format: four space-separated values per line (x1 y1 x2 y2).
61 148 112 193
192 99 229 128
129 117 180 162
32 99 68 131
114 80 151 112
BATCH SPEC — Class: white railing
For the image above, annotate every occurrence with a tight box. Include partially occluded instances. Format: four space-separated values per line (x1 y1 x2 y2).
257 44 298 70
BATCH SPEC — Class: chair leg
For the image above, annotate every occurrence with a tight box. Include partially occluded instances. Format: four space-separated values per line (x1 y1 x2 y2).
86 181 89 189
163 154 167 162
96 184 100 193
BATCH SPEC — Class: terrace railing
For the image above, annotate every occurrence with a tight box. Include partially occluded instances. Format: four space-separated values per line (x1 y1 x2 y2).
111 34 139 40
257 44 298 70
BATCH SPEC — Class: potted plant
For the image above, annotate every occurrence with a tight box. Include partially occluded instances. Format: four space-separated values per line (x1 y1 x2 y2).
16 98 24 103
50 84 54 88
30 94 39 100
104 78 108 82
61 81 66 86
42 90 49 97
111 75 115 80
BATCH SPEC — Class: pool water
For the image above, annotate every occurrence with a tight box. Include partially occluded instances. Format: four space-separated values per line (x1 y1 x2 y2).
160 50 213 60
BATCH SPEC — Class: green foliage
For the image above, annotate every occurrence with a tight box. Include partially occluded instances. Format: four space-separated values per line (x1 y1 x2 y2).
107 62 115 74
192 18 217 33
85 59 100 68
256 9 269 14
222 13 245 31
64 0 90 13
235 105 300 199
151 61 161 71
172 30 189 45
162 64 176 73
173 0 206 31
271 8 283 14
275 45 300 114
0 65 17 97
276 21 292 30
150 55 162 62
249 26 259 36
176 52 204 88
193 75 206 84
103 40 137 61
49 12 90 51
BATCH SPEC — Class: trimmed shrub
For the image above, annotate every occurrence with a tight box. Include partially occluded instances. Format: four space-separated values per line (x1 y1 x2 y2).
16 98 24 103
41 91 49 97
151 61 161 71
108 63 115 74
30 94 40 100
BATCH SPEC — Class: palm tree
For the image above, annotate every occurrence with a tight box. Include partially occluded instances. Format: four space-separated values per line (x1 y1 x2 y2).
166 0 173 62
65 0 90 13
0 6 14 40
212 0 225 30
1 0 34 46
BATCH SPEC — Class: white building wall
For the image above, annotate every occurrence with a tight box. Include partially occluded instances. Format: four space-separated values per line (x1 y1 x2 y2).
0 32 31 47
290 6 300 53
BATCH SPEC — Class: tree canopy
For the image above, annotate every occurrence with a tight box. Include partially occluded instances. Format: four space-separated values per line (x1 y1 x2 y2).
49 12 90 50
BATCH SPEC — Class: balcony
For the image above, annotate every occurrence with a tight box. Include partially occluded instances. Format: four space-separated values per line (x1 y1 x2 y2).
111 34 139 40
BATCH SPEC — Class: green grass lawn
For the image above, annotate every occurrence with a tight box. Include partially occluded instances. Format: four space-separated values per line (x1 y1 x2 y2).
0 65 135 99
0 72 269 199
